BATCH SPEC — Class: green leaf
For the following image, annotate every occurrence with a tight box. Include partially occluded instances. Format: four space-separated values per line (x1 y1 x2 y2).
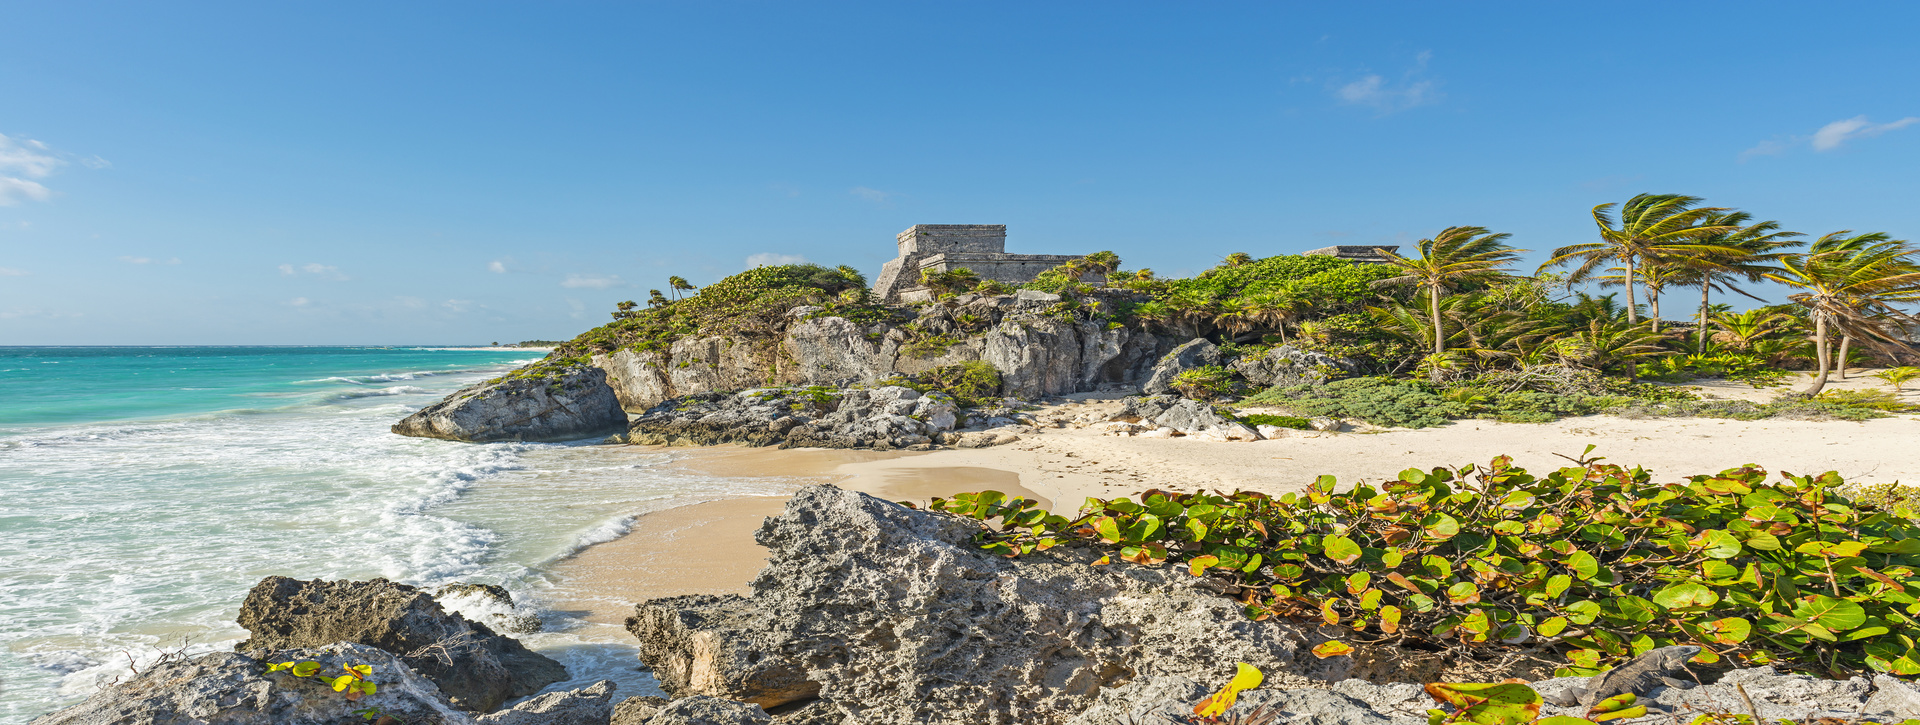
1538 616 1569 637
1565 600 1601 625
1695 530 1743 559
1652 582 1720 609
1448 581 1482 605
1323 535 1363 565
1093 516 1122 543
1188 555 1220 577
1702 617 1752 644
1794 595 1868 632
1423 513 1461 539
1421 682 1542 725
1565 550 1600 580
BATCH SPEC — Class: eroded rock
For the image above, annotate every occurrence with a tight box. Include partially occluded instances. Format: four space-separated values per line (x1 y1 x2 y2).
1140 339 1221 395
33 643 475 725
627 485 1348 725
392 365 627 443
476 680 617 725
234 577 567 713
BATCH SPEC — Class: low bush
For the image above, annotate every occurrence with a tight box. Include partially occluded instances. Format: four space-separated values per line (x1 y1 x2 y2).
931 455 1920 678
894 361 1002 408
1237 413 1311 430
1246 377 1465 428
1172 365 1238 401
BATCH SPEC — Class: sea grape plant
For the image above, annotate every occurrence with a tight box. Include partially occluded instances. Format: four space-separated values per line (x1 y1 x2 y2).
264 660 400 723
927 453 1920 677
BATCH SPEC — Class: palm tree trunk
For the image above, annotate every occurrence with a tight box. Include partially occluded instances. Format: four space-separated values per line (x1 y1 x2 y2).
1837 335 1852 380
1430 286 1444 357
1648 284 1662 333
1624 256 1639 325
1805 317 1832 396
1697 283 1712 355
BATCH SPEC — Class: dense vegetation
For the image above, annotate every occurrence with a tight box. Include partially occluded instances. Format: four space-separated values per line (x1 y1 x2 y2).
930 455 1920 679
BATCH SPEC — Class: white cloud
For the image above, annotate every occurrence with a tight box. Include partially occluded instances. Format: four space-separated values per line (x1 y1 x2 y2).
442 299 475 312
0 132 104 206
849 186 893 203
561 274 624 289
279 262 348 280
746 252 809 268
119 256 181 265
1742 115 1920 160
488 260 508 273
289 297 310 307
0 177 52 206
1812 116 1919 151
0 133 62 178
0 266 28 276
1334 52 1440 114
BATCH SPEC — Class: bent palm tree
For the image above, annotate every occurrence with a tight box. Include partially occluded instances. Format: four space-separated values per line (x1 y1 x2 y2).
668 275 696 300
1668 213 1801 353
1541 194 1737 325
1764 231 1920 395
1372 226 1526 374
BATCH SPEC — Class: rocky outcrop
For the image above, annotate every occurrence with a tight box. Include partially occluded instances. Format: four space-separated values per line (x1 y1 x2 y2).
1111 394 1260 441
610 696 672 725
234 577 568 713
475 680 617 725
1068 676 1404 725
1232 344 1358 388
1140 339 1222 395
32 643 477 725
624 386 969 451
597 298 1179 412
626 485 1349 725
392 365 627 443
643 696 773 725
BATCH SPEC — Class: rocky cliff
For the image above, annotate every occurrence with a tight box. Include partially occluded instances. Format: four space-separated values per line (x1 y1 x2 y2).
594 294 1178 413
399 292 1180 443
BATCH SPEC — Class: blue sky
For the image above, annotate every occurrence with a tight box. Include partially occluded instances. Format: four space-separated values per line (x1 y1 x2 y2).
3 2 1918 345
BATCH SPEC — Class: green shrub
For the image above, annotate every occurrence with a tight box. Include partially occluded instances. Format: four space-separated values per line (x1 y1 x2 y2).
1247 377 1466 428
1171 365 1237 400
902 333 963 359
895 361 1002 407
1237 413 1311 430
1817 388 1917 412
931 457 1920 677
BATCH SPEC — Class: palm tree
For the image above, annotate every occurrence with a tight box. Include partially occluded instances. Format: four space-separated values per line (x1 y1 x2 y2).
1080 251 1121 279
1667 213 1801 353
1763 231 1920 395
1371 226 1526 375
1711 309 1797 350
1551 317 1670 376
668 275 696 300
1541 194 1738 325
1222 252 1254 268
1246 293 1306 343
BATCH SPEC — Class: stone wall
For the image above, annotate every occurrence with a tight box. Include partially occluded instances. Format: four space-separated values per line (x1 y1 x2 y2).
873 225 1009 301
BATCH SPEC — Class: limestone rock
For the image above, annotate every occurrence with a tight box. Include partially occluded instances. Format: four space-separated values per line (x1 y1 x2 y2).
610 696 671 725
1309 416 1342 432
392 365 627 443
1868 674 1920 718
1232 345 1357 388
626 387 963 451
434 583 541 634
476 680 617 725
1141 339 1222 395
1014 289 1062 303
1256 424 1289 439
32 643 475 725
1068 676 1401 725
644 696 773 725
626 594 817 708
628 485 1348 725
234 577 567 713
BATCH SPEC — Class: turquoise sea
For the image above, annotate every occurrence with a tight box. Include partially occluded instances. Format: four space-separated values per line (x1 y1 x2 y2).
0 347 784 723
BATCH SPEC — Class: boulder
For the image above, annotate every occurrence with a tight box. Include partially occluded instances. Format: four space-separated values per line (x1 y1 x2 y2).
1869 674 1920 718
1014 290 1062 304
1067 675 1403 725
627 594 818 708
1232 345 1357 388
1140 339 1222 395
32 643 475 725
643 697 772 725
626 387 964 451
476 680 617 725
435 583 542 634
1309 416 1343 432
392 365 627 442
234 577 568 713
626 485 1348 725
610 696 671 725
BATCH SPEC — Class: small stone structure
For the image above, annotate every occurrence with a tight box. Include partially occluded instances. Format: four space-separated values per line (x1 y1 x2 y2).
1303 245 1400 264
873 224 1085 302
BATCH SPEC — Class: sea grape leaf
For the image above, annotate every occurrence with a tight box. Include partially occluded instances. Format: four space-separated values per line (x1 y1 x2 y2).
1193 662 1264 718
1324 535 1363 565
1313 640 1354 658
1422 682 1542 725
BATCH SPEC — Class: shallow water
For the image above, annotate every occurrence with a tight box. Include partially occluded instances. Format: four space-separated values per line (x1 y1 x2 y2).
0 347 784 723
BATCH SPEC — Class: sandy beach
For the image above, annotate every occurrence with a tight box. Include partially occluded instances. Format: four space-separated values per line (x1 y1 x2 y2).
547 370 1920 628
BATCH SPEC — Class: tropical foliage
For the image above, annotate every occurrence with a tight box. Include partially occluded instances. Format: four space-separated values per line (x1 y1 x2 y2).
930 455 1920 678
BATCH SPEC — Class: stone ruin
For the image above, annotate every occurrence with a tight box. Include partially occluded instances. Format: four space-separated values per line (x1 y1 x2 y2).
873 224 1085 302
1303 245 1401 264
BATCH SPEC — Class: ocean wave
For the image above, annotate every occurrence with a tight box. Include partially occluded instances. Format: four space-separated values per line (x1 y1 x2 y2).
330 385 432 400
